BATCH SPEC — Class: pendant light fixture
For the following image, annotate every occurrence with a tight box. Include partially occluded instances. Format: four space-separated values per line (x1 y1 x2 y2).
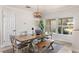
33 5 42 18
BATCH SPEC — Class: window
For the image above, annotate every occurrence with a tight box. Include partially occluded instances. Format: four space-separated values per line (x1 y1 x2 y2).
45 17 73 35
58 17 73 34
51 19 57 34
45 19 57 34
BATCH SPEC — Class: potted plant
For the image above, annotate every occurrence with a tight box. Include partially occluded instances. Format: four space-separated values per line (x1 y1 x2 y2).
39 19 45 42
39 19 44 32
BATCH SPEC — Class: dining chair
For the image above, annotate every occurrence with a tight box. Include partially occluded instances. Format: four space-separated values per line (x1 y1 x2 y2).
10 35 29 53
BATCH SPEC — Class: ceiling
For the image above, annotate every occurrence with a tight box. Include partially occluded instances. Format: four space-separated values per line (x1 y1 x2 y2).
6 5 79 13
10 5 65 9
7 5 66 11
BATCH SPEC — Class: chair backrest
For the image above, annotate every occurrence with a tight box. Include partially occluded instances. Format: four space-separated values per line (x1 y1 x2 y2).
9 35 16 47
35 29 42 35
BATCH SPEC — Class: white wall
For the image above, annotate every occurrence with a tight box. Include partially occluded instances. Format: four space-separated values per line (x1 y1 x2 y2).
0 6 3 48
7 7 36 35
15 9 35 35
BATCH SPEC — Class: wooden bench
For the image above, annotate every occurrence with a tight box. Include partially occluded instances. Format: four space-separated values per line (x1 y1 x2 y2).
36 40 54 52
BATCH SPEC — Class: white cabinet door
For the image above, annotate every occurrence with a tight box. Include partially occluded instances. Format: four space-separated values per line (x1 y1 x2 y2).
72 31 79 52
2 8 16 47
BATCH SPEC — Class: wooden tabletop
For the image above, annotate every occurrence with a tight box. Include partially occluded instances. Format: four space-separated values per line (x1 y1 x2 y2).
15 34 45 42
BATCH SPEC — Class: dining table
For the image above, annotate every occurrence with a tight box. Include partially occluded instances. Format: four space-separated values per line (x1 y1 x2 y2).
15 34 46 42
15 34 46 52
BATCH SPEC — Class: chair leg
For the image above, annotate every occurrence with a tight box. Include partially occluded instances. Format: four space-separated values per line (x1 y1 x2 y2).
38 48 41 53
13 46 15 53
28 42 35 53
15 48 20 53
